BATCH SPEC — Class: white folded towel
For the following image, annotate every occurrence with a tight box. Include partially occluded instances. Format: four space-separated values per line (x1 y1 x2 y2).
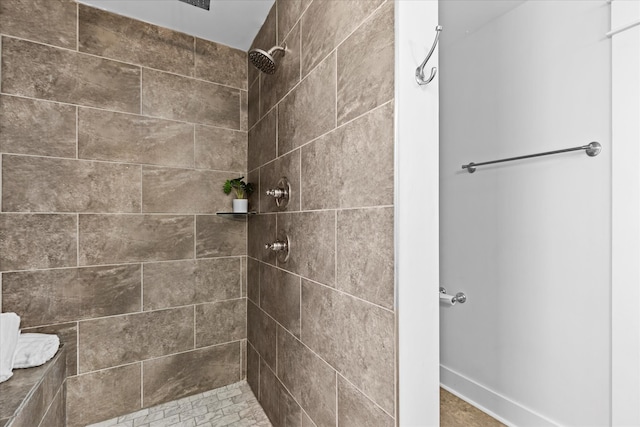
13 333 60 369
0 312 21 383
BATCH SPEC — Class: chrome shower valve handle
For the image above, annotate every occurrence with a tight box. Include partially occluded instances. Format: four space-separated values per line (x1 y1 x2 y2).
265 177 291 209
265 241 287 252
264 232 291 263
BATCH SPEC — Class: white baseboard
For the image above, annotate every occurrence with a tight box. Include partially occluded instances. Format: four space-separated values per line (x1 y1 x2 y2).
440 365 560 427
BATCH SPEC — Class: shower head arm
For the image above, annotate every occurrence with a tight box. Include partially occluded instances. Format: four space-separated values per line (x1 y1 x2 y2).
267 43 287 56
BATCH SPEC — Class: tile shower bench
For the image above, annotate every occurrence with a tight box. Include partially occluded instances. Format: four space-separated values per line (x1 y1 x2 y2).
0 347 66 427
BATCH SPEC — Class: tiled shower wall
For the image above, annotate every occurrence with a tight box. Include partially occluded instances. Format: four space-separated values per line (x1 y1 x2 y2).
0 1 249 425
246 1 395 426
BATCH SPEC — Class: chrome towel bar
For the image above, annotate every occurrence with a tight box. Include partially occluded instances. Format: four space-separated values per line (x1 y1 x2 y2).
462 142 602 173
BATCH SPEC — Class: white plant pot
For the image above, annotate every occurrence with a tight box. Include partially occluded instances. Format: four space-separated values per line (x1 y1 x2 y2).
233 199 248 213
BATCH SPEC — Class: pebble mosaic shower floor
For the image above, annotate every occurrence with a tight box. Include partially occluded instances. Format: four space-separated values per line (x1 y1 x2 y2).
87 381 272 427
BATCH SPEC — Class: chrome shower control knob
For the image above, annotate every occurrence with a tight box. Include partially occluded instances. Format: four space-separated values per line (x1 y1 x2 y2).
265 188 288 199
265 241 287 251
264 233 291 263
265 177 291 210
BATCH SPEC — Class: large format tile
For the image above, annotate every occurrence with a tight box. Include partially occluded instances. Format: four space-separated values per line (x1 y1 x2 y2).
2 155 141 213
301 281 394 413
143 342 240 407
78 307 194 372
79 214 194 265
143 258 241 310
0 0 76 49
301 102 394 210
247 214 277 264
66 363 142 427
337 2 394 125
195 125 247 171
0 214 76 272
247 257 260 305
277 53 336 156
277 326 336 427
142 167 230 214
79 4 194 76
248 78 260 130
196 215 247 258
260 22 301 116
247 342 260 397
1 37 141 113
0 95 76 158
195 38 247 89
142 68 240 129
260 358 302 427
337 377 394 427
2 264 141 328
259 148 301 213
22 322 78 376
247 301 276 371
248 107 277 171
277 0 312 43
336 207 394 309
260 263 301 337
300 0 384 77
277 211 336 287
196 299 246 347
78 108 194 168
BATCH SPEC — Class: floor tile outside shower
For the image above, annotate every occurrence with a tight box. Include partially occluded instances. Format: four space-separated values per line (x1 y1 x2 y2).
87 381 271 427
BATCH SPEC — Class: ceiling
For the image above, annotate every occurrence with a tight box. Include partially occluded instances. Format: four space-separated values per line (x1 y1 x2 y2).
78 0 275 51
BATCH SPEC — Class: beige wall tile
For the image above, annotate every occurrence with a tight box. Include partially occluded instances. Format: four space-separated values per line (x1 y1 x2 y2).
2 264 141 328
196 298 246 347
300 0 384 77
277 326 336 427
143 257 241 310
23 322 78 376
260 357 303 427
195 38 247 89
39 383 65 427
259 148 301 213
196 215 247 258
66 363 142 427
0 95 76 158
247 300 276 371
277 211 336 287
142 68 240 129
248 107 277 171
277 0 312 43
2 155 141 213
143 342 240 407
78 307 194 372
2 37 141 113
277 53 336 155
337 2 394 125
301 281 394 413
78 108 195 168
79 4 194 76
241 90 249 131
336 207 394 309
0 214 76 272
79 214 194 265
300 102 394 210
195 125 247 172
0 0 76 49
338 377 394 427
142 167 231 214
260 263 301 337
260 22 301 116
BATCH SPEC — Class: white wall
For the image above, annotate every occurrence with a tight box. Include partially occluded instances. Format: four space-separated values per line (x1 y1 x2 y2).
439 1 611 426
395 1 440 425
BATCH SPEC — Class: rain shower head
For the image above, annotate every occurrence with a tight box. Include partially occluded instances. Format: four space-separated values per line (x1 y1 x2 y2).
249 44 286 74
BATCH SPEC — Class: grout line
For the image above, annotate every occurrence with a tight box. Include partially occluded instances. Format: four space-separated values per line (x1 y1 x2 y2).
76 2 79 52
193 305 197 349
139 67 143 115
334 210 338 288
336 371 339 426
76 321 80 375
140 264 144 312
76 214 80 266
75 106 79 159
140 362 144 408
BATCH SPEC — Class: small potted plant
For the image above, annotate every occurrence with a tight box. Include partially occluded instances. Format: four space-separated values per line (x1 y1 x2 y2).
223 176 254 213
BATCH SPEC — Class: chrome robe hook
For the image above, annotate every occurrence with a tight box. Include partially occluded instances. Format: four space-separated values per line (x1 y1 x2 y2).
415 25 442 85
